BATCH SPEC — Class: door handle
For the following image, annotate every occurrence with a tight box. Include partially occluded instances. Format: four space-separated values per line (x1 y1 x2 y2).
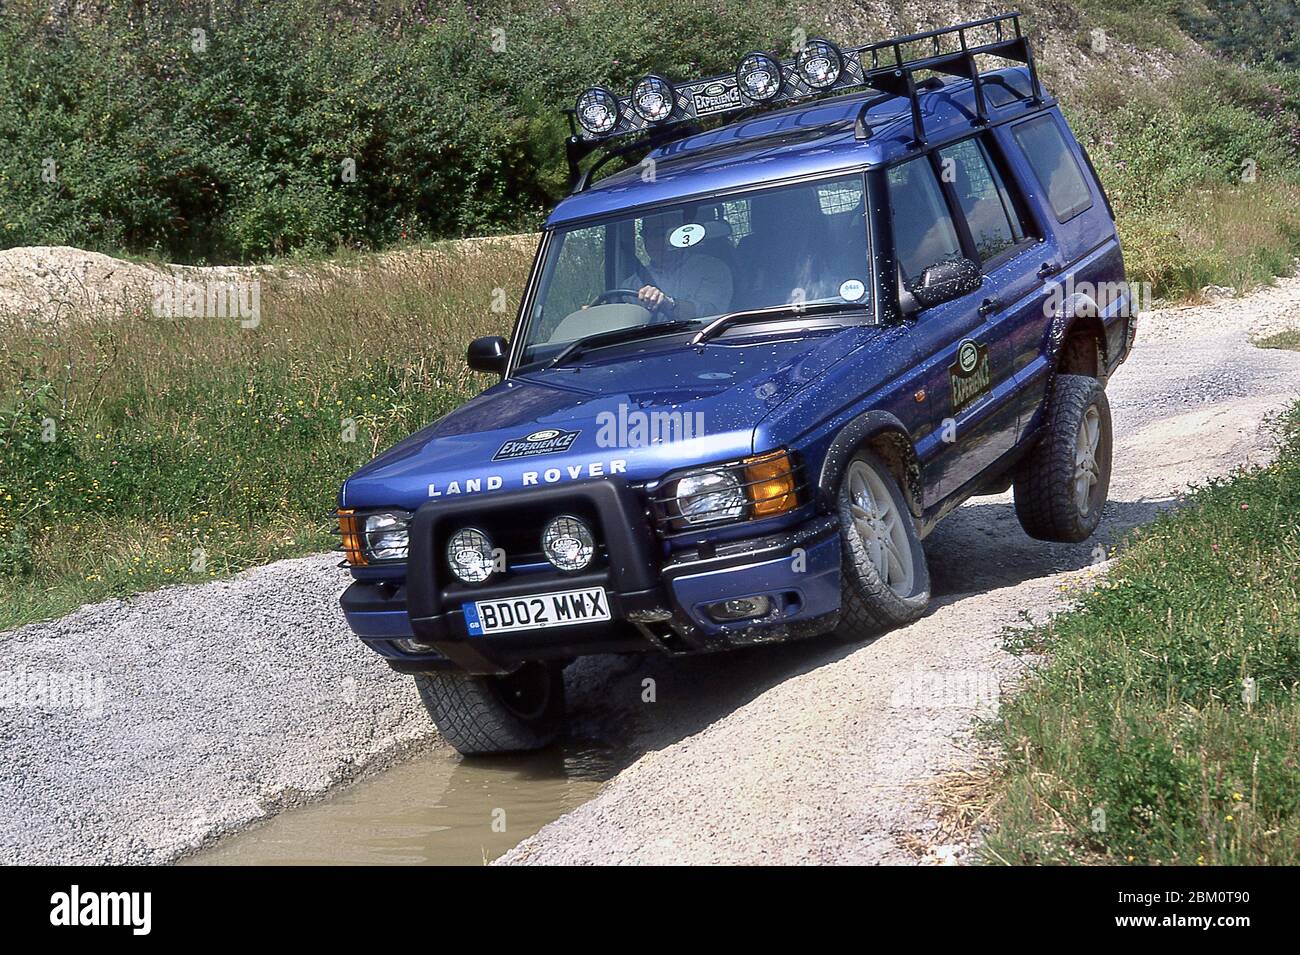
978 297 1000 317
1037 260 1060 279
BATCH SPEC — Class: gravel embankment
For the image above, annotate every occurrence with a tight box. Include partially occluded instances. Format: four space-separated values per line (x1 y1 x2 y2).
0 555 438 864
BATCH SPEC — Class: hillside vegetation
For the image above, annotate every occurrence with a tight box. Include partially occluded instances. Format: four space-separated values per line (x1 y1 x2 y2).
0 0 1297 296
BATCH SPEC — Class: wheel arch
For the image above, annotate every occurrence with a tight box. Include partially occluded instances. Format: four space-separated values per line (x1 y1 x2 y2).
817 411 923 518
1049 292 1108 380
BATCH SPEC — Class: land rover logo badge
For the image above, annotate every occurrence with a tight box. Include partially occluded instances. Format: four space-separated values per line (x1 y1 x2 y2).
493 427 581 461
957 339 980 374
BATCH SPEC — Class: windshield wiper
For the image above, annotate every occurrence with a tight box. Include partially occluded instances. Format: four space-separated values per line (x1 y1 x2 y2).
543 319 701 369
690 301 868 345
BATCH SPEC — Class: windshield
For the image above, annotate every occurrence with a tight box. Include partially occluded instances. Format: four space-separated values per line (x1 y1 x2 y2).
518 173 871 367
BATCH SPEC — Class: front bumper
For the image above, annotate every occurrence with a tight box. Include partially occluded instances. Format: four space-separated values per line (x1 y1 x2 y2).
341 480 841 674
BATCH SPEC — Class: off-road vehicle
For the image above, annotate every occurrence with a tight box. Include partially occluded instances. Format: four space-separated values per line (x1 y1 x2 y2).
336 13 1134 753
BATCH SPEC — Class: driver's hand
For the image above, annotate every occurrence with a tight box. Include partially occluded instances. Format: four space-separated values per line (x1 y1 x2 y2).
638 285 674 312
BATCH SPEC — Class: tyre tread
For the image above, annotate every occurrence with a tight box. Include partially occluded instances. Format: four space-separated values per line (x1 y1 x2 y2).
414 668 560 755
1013 374 1110 542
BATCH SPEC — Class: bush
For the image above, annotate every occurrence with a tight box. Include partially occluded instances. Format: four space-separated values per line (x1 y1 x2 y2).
0 0 800 263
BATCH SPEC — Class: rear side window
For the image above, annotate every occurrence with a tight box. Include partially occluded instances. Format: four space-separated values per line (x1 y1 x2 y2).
1012 114 1093 221
938 138 1026 263
887 157 962 280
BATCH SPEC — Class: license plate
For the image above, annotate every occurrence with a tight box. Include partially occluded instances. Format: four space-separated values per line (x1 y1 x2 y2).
462 586 610 636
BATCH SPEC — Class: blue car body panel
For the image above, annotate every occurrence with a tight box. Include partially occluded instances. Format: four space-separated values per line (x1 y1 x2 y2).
338 65 1132 673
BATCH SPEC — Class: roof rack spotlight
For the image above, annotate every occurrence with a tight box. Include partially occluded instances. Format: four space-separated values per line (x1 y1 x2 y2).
796 38 843 90
575 86 620 135
736 51 783 102
562 11 1044 189
632 74 676 123
577 85 621 135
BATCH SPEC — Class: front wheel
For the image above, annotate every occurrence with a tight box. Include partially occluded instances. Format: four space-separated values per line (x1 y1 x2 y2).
833 450 931 640
1013 373 1113 542
414 661 565 755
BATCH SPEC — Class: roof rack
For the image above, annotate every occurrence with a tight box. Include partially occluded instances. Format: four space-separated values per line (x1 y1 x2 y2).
563 11 1041 192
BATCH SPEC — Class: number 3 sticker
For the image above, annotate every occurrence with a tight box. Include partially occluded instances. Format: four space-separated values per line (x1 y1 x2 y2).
669 223 706 248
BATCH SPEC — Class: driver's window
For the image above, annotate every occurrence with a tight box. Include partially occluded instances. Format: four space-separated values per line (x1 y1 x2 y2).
886 158 962 281
533 224 606 340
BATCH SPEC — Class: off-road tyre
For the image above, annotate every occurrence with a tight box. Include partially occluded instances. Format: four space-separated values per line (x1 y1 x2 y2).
833 449 931 640
414 661 564 755
1013 373 1113 542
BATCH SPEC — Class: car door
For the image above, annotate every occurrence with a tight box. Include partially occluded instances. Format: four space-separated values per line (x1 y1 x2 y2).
888 152 1019 504
1002 111 1111 432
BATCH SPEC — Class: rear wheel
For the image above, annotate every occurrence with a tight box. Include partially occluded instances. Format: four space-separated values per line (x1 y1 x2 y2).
1013 373 1113 542
833 450 931 640
414 661 564 755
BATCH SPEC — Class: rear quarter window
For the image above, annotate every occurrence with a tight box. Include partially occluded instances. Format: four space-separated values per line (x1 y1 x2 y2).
1012 114 1093 222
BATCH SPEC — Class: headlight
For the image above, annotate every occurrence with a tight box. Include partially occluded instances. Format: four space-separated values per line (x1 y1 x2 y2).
362 511 410 562
575 86 619 135
337 508 410 566
632 74 675 123
796 38 842 90
736 52 783 102
446 527 496 584
542 515 595 571
674 470 746 525
658 450 800 530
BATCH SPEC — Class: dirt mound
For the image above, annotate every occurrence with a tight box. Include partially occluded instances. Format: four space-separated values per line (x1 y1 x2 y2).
0 246 277 326
0 237 534 327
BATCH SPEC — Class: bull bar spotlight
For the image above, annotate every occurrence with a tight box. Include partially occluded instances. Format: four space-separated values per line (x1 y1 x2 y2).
446 527 496 584
542 515 595 572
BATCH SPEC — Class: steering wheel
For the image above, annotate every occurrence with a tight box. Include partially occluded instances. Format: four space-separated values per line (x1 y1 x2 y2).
587 288 648 308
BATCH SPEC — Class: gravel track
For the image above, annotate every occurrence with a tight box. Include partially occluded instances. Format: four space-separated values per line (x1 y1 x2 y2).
500 277 1300 865
2 277 1298 865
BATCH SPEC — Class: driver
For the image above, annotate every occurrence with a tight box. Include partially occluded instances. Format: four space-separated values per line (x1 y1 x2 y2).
624 211 733 320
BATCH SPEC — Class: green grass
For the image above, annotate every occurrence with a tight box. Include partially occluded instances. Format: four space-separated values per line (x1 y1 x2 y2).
1257 329 1300 351
0 244 530 629
1062 57 1300 300
980 403 1300 865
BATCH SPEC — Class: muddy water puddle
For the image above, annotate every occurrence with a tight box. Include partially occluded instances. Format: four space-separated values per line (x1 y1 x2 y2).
184 740 620 866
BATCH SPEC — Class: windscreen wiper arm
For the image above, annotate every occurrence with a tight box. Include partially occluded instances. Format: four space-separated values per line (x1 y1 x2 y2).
543 319 701 369
690 301 868 345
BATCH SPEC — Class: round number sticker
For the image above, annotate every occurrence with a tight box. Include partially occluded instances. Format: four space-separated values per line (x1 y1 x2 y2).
839 278 866 301
669 223 706 248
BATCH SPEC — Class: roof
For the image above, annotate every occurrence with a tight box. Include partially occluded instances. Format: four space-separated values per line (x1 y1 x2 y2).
546 66 1038 228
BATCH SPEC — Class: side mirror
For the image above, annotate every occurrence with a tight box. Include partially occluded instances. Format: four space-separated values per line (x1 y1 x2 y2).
900 257 982 315
466 336 509 376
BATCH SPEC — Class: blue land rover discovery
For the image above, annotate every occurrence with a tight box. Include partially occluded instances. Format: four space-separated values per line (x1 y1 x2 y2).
336 14 1135 753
